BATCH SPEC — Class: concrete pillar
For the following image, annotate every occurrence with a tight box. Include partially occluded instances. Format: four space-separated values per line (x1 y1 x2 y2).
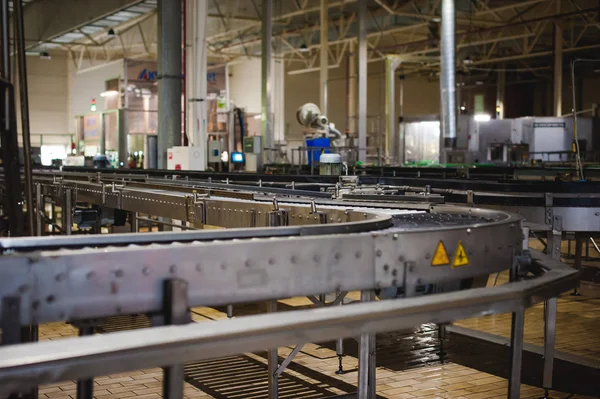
553 0 562 116
320 0 328 116
157 0 182 168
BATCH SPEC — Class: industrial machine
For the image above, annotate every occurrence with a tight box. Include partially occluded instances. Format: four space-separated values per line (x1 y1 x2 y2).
0 166 584 399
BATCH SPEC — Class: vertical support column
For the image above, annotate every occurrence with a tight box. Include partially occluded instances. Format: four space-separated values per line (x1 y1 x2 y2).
35 183 43 236
508 257 524 399
162 279 190 399
261 0 273 164
100 113 106 155
130 212 138 233
63 189 72 235
542 297 557 396
358 290 376 399
267 299 278 399
320 0 328 116
572 234 582 296
188 0 208 170
385 56 401 163
357 0 367 163
76 326 94 399
14 0 34 236
553 0 562 116
157 0 182 169
0 0 25 237
398 73 405 164
347 41 357 135
496 65 506 119
440 0 457 151
121 59 129 162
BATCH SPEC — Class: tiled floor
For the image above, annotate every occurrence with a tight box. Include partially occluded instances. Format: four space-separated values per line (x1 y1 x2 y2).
29 242 600 399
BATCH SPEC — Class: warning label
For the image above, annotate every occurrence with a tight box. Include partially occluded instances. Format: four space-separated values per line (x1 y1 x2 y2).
431 241 450 266
452 241 469 268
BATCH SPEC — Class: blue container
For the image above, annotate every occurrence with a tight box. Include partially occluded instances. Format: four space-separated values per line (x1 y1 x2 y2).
306 137 331 165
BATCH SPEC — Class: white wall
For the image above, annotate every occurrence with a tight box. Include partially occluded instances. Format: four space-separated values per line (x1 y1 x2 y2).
70 59 124 118
13 53 70 145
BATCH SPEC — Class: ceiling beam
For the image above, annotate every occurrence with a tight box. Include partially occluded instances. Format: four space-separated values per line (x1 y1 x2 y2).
12 0 145 49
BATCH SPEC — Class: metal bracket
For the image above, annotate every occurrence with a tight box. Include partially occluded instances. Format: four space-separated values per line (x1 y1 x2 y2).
466 190 474 205
1 297 21 346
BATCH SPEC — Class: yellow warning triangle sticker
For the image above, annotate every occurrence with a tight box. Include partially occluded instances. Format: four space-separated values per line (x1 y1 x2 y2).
452 241 469 268
431 241 450 266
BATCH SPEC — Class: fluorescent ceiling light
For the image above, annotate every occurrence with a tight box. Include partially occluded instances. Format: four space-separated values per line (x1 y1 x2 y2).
474 114 491 122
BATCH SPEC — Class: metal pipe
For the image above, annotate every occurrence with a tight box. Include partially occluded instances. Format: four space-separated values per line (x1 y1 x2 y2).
13 0 34 236
347 41 357 135
357 0 367 163
157 0 182 169
385 56 401 163
553 0 562 117
182 0 188 147
261 0 273 165
320 0 328 116
440 0 457 147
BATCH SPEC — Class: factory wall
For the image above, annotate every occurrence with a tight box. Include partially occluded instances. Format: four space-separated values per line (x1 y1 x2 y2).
13 53 71 143
70 60 125 119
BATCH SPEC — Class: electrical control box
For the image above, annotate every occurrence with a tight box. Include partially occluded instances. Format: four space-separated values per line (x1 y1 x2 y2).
208 141 222 163
167 146 206 171
243 136 263 172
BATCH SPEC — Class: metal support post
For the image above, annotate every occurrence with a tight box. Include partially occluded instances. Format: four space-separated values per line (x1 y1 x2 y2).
157 0 182 169
335 291 345 374
440 0 457 151
226 304 233 319
0 0 25 237
357 0 367 163
63 189 72 235
130 212 139 233
508 257 524 399
162 279 190 399
542 297 557 398
76 326 94 399
572 234 582 296
267 299 278 399
553 0 562 117
385 56 401 162
320 0 328 116
496 64 506 119
358 290 376 399
14 0 34 236
35 184 44 236
261 0 273 165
